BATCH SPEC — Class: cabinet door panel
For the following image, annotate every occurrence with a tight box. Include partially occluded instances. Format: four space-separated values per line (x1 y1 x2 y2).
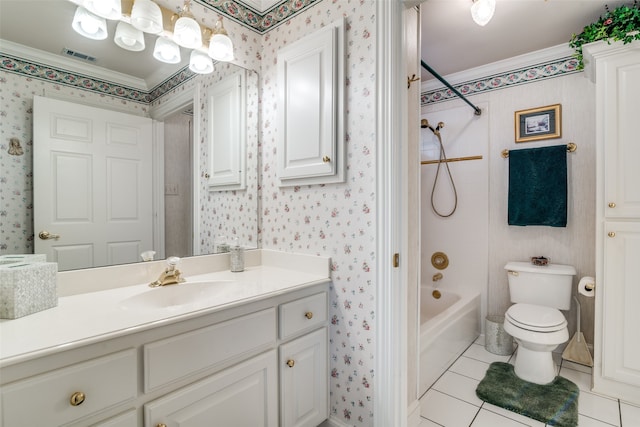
602 222 640 386
280 328 328 427
144 351 277 427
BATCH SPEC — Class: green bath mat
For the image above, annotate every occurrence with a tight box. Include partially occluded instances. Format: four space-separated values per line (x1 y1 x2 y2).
476 362 579 427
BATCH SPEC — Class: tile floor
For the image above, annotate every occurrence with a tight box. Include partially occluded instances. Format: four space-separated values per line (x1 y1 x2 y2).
419 336 640 427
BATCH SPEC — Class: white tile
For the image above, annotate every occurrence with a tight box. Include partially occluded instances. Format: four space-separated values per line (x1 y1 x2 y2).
621 401 640 426
432 371 483 406
578 391 620 426
482 403 546 427
449 356 491 381
418 418 443 427
420 389 479 427
559 366 592 391
470 409 531 427
463 343 511 364
578 414 619 427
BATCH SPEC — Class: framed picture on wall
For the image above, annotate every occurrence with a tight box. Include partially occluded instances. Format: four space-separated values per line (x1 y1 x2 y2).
514 104 561 143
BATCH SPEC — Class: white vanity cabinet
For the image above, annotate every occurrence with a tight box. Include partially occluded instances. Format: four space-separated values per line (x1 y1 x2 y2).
0 283 329 427
585 39 640 405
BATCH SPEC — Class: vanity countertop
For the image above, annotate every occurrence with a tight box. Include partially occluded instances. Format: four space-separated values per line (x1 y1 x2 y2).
0 251 330 367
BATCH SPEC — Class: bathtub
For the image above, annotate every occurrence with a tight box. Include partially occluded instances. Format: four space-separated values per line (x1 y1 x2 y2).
419 285 481 396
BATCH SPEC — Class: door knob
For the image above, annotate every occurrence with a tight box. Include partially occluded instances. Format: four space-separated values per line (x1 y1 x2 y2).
38 231 60 240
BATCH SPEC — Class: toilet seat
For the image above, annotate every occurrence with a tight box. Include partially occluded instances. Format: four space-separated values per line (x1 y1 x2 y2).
505 303 567 332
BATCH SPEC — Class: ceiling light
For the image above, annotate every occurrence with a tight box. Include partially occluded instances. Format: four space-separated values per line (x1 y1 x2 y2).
173 1 202 49
471 0 496 26
114 22 145 52
72 6 108 40
189 50 214 74
130 0 164 35
208 17 234 62
83 0 121 20
153 37 181 64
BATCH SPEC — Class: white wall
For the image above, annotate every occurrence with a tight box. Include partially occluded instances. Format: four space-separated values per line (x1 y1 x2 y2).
422 72 596 343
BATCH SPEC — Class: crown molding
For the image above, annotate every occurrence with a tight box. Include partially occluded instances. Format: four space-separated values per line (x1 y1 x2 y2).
421 43 575 92
0 39 149 91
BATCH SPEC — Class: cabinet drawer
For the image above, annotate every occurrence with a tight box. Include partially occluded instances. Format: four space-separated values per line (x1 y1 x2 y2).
144 308 276 391
279 292 327 340
1 349 136 427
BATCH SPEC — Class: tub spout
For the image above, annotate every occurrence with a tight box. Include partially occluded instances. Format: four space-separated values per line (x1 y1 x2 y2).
432 272 443 282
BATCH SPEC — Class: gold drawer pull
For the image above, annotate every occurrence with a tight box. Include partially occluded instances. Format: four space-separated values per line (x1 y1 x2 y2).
286 359 295 368
304 312 313 319
157 424 167 427
608 231 616 238
608 202 616 208
69 392 85 406
322 156 331 163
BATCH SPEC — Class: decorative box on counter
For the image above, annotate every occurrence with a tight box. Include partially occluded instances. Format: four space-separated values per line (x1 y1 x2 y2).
0 262 58 319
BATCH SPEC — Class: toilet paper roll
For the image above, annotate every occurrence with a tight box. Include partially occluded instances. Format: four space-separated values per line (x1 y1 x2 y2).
578 276 595 297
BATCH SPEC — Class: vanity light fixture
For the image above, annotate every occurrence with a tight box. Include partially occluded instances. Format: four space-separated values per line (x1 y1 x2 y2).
69 0 236 73
173 0 203 49
470 0 496 26
130 0 164 34
208 16 234 62
114 22 145 51
153 37 181 64
71 6 108 40
189 50 215 74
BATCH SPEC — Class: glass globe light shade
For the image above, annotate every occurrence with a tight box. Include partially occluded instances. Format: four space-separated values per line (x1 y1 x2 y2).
130 0 164 34
153 37 181 64
72 6 108 40
470 0 496 26
173 15 202 49
84 0 121 20
114 22 145 51
208 33 234 62
189 50 214 74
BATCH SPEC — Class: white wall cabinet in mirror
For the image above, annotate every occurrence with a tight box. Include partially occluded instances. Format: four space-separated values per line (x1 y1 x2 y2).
276 18 345 186
207 70 247 191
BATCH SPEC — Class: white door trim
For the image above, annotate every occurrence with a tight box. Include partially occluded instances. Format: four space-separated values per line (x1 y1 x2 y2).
375 1 409 426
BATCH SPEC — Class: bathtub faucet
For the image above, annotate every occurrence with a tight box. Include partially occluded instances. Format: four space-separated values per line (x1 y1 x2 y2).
432 272 443 282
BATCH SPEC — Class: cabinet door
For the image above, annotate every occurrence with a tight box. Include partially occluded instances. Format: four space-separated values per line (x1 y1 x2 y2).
276 19 344 186
602 49 640 218
601 222 640 387
280 328 328 427
144 350 277 427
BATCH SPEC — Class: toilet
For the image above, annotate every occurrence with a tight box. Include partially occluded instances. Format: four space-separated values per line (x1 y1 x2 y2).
503 261 576 385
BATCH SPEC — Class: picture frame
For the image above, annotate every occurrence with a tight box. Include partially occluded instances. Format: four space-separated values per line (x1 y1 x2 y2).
514 104 561 143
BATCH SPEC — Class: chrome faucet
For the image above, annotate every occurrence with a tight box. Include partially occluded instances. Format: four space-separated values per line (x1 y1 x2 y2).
149 257 185 287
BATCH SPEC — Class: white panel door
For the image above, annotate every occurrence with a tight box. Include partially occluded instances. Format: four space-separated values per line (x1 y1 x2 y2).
207 71 246 190
33 96 153 271
602 222 640 387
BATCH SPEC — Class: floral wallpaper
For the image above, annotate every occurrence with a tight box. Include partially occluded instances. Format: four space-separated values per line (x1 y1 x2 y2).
258 1 377 423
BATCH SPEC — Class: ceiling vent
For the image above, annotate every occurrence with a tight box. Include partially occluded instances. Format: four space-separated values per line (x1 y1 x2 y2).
62 48 97 63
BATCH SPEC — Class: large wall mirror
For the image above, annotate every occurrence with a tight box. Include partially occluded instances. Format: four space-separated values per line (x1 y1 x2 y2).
0 1 260 271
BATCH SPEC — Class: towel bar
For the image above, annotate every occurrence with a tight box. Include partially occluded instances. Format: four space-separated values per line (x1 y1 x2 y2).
501 142 576 158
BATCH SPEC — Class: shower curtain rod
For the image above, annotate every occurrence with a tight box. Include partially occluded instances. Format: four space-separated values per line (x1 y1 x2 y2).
421 60 482 116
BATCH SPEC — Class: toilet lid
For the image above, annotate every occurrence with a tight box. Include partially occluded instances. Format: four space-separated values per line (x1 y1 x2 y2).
506 303 567 332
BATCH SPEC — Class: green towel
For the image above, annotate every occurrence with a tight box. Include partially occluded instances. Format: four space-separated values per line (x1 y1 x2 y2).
508 145 567 227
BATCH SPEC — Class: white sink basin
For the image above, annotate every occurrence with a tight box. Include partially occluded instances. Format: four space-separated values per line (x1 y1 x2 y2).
119 280 235 311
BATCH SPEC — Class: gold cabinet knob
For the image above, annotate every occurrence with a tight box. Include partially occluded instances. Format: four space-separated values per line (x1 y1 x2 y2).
38 230 60 240
608 231 616 238
157 424 167 427
608 202 616 208
322 156 331 163
286 359 295 368
304 312 313 319
69 392 85 406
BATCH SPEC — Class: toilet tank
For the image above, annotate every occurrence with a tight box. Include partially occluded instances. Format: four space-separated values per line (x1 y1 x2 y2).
505 262 576 310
